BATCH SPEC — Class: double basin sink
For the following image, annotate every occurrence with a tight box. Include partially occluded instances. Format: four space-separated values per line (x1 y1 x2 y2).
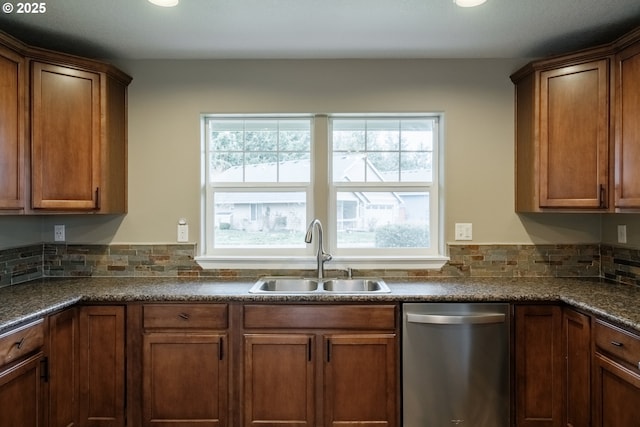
249 276 391 294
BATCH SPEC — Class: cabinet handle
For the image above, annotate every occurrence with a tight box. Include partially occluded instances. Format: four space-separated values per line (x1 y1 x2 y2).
95 187 101 209
178 313 190 320
40 357 49 382
15 337 25 349
326 339 331 362
599 184 605 208
219 337 224 361
610 341 624 347
308 338 312 362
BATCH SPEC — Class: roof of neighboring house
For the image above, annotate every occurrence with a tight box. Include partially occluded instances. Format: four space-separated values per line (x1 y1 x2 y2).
214 154 385 183
213 154 427 205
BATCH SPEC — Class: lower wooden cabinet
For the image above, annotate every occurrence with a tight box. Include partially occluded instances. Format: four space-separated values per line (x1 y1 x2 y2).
242 304 399 427
243 333 315 426
514 305 563 427
562 308 591 427
48 307 79 427
0 318 46 427
78 305 126 427
592 319 640 427
140 303 229 427
0 352 46 426
323 333 397 427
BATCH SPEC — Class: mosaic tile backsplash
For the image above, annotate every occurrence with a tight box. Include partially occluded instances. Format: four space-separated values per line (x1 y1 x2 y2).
1 242 631 288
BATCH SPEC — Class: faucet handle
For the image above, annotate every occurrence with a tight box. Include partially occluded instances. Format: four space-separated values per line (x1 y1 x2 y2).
345 267 353 279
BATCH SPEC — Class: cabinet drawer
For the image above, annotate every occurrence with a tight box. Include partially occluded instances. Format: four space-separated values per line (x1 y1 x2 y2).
244 304 397 330
143 304 228 329
0 320 44 367
595 319 640 370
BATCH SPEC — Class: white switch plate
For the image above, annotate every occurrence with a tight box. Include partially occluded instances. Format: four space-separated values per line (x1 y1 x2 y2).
618 225 627 244
177 221 189 242
455 223 473 241
54 225 65 242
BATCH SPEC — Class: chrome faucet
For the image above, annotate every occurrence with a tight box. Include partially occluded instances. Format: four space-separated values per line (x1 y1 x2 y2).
305 219 332 279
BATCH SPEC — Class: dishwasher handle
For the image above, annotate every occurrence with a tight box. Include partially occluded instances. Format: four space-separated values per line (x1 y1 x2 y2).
406 312 506 325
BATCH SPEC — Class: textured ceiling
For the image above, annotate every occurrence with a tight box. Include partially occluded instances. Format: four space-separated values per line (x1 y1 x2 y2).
0 0 639 60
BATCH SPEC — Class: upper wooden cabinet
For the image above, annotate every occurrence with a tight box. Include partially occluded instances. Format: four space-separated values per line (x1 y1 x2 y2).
512 53 612 212
0 40 26 211
614 35 640 209
511 26 640 213
0 31 131 214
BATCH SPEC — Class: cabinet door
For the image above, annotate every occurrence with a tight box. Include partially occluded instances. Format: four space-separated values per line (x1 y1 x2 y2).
615 40 640 208
31 61 100 210
0 43 25 210
142 333 227 427
539 60 609 209
0 352 45 427
49 308 79 427
592 354 640 427
514 305 563 427
323 334 398 427
562 308 590 427
79 306 125 427
243 334 315 427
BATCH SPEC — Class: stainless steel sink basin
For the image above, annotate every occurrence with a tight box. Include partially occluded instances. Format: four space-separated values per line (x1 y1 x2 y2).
250 277 320 293
323 279 390 293
249 276 390 293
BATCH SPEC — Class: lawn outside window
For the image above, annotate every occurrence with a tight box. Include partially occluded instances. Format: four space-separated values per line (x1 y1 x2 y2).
196 114 447 270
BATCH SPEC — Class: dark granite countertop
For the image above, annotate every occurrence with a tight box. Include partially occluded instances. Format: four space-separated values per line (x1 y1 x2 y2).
1 276 639 334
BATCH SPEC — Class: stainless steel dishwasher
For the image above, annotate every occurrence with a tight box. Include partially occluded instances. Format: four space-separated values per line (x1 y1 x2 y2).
402 303 510 427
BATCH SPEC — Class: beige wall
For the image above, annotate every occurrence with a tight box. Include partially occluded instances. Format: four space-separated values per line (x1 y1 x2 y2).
5 58 633 250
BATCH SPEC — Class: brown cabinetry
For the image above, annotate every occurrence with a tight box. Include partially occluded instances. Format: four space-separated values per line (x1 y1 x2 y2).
512 26 640 213
514 305 593 427
614 34 640 209
140 303 229 427
0 37 26 212
31 62 101 210
0 319 46 427
242 304 399 427
78 305 126 427
514 305 563 427
512 56 610 212
0 30 131 214
48 307 79 427
562 308 591 427
243 333 314 426
592 319 640 427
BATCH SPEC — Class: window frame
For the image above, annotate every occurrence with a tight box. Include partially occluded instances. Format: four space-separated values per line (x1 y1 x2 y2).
196 113 448 270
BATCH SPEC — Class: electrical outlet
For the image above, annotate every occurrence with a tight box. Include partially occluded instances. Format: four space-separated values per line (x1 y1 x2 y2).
54 225 65 242
177 219 189 242
455 223 473 241
618 225 627 244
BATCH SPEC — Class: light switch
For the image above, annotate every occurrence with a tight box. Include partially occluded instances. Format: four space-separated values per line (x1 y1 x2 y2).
455 223 472 241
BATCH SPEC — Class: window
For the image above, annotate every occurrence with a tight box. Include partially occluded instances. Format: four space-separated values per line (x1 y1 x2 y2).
199 114 445 269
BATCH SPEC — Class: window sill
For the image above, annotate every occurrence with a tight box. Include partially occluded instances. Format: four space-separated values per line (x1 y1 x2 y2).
195 255 449 271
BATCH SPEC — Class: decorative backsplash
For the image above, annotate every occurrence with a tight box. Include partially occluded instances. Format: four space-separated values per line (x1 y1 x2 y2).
0 242 625 288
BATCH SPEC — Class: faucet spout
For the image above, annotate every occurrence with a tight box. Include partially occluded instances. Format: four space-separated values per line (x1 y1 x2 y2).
305 219 332 279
